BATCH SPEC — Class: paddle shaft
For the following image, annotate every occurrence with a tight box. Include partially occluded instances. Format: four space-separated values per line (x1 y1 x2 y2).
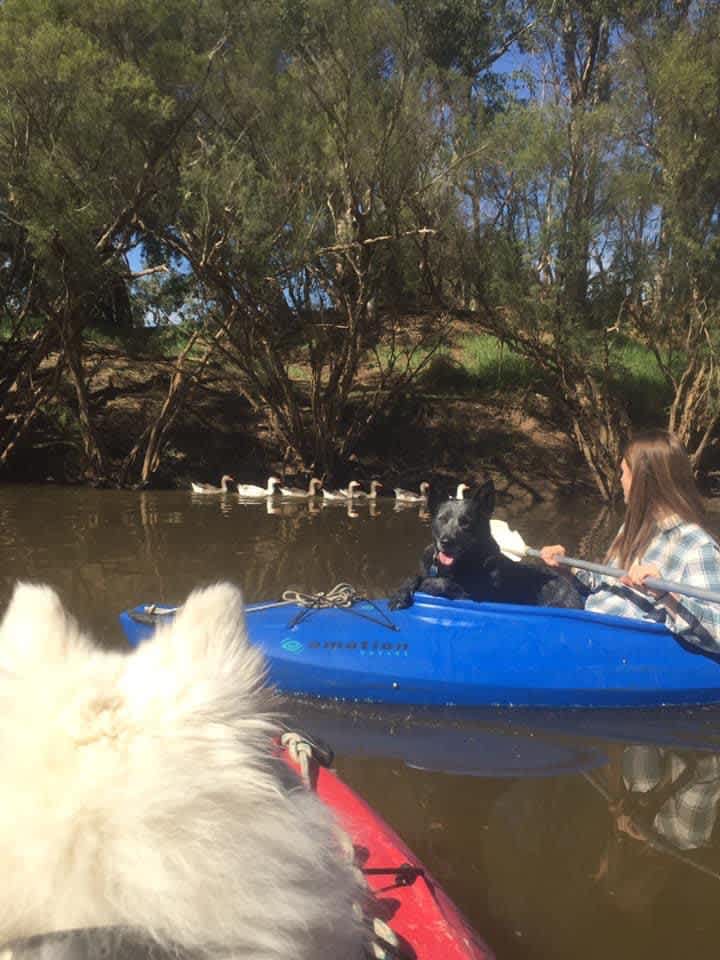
518 546 720 605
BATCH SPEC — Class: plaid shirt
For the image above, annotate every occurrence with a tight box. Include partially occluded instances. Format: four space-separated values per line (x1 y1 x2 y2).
575 515 720 654
622 746 720 850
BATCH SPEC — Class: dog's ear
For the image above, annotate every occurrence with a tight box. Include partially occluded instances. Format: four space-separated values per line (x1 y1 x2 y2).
153 582 249 658
471 478 495 516
0 581 90 670
138 582 269 704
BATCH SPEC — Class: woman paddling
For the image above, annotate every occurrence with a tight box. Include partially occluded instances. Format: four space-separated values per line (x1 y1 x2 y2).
541 430 720 653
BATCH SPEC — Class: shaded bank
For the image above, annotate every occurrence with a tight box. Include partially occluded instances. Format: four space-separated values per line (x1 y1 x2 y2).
1 344 591 506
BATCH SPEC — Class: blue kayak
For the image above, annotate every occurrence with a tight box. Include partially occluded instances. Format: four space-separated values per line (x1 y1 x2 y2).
119 592 720 708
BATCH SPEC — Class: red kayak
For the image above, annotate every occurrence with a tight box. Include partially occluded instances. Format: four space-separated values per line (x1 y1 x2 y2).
280 733 493 960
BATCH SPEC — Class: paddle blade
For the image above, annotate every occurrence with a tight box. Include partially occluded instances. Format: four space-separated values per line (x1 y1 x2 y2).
490 518 528 562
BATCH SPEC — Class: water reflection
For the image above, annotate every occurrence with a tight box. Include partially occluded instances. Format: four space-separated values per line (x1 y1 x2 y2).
588 746 720 874
0 488 440 641
479 743 720 958
287 699 608 778
394 498 431 521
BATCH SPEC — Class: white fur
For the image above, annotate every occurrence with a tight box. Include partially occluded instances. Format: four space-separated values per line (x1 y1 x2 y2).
0 582 366 960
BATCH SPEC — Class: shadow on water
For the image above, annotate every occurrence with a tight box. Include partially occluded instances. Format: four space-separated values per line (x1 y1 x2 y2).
2 483 720 959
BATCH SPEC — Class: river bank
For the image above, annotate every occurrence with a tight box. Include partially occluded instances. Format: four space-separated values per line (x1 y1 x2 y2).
3 339 593 506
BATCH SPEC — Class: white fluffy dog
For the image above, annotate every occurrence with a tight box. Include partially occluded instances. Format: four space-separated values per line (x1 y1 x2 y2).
0 581 367 960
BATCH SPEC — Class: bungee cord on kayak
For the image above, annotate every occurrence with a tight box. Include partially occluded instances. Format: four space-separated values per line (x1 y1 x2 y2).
129 583 400 632
280 584 399 631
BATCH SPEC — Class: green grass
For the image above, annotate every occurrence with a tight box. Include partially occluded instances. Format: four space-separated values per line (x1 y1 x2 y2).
419 331 676 423
285 362 308 382
0 315 44 339
420 334 540 394
460 334 539 390
611 340 667 385
83 321 201 358
608 339 673 424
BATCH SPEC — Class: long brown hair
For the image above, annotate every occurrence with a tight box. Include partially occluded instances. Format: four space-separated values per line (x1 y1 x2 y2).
608 430 706 567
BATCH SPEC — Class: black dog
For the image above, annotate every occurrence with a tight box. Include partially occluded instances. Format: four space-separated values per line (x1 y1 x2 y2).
388 480 586 610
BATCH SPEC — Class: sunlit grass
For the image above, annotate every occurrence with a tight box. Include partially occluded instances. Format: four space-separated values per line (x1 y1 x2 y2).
420 333 539 394
608 338 673 423
460 334 538 389
285 363 307 381
610 339 666 384
420 331 675 422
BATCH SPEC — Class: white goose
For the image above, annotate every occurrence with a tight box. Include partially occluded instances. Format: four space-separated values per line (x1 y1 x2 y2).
350 480 383 500
279 477 323 498
236 476 281 498
190 474 235 494
451 482 470 499
322 480 359 501
394 481 430 503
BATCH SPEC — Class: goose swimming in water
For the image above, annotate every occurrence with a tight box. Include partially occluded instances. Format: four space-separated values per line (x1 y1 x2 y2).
279 477 323 498
349 480 383 500
394 481 430 503
322 481 360 501
236 477 281 498
191 474 235 494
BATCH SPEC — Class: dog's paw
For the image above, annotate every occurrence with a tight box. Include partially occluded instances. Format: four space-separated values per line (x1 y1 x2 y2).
539 575 587 610
388 576 422 610
388 589 414 611
417 577 468 601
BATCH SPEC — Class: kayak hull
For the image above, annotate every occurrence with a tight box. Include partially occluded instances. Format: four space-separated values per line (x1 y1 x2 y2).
280 740 492 959
119 593 720 708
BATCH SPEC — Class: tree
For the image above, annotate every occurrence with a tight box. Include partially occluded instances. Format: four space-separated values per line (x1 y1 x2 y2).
148 0 462 477
0 0 220 480
445 0 635 498
616 5 720 470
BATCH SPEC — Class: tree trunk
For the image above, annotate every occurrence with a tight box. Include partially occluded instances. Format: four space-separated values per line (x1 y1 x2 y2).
118 328 219 487
0 354 67 468
59 322 105 480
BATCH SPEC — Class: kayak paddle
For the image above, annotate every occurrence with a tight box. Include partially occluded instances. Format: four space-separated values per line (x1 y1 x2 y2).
489 518 720 605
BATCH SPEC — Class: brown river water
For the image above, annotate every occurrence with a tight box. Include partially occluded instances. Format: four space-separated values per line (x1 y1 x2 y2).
2 483 720 959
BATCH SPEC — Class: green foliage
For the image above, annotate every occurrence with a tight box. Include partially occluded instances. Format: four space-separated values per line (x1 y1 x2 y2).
2 0 720 487
398 0 521 85
0 1 184 275
0 315 44 340
43 398 83 443
652 16 720 289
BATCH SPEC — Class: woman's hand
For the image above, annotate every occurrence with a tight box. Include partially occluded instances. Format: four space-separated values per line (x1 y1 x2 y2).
622 561 664 596
540 544 566 568
622 561 678 613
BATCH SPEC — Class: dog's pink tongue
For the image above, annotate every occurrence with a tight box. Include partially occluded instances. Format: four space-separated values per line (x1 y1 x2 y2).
437 551 454 566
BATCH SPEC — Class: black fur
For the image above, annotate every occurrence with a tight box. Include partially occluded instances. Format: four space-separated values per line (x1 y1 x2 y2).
388 480 586 610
